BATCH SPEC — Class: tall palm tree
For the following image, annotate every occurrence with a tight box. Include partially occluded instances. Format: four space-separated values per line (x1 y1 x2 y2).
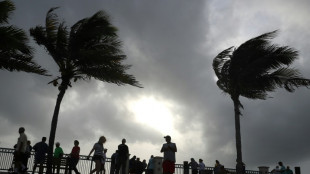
30 7 142 174
0 0 47 75
213 30 310 174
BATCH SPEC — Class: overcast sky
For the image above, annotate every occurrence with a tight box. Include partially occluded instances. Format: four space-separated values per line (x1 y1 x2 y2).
1 0 310 171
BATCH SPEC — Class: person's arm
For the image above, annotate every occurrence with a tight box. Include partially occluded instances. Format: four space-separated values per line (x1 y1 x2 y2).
168 143 177 152
160 144 164 152
87 147 95 159
17 142 23 152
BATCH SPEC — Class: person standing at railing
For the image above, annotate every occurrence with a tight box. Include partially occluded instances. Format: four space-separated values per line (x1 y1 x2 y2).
52 142 64 174
116 138 129 174
160 135 177 174
68 140 81 174
32 137 48 174
198 159 205 174
189 158 199 174
14 127 28 173
87 136 107 174
146 155 154 174
214 160 222 174
110 150 119 174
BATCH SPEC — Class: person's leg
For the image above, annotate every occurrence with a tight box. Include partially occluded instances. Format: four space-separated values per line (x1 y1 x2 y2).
121 159 126 174
57 158 61 174
32 162 37 174
115 160 121 174
90 160 100 174
73 158 80 174
39 161 44 174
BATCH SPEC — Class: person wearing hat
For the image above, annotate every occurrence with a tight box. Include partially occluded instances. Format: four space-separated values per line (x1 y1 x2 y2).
160 135 177 174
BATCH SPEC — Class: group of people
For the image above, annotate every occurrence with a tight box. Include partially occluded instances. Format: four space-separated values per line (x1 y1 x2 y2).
87 135 177 174
13 127 80 174
188 158 205 174
271 162 294 174
13 127 293 174
87 137 131 174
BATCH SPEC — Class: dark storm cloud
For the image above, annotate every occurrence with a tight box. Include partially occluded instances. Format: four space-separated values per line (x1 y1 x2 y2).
1 0 310 171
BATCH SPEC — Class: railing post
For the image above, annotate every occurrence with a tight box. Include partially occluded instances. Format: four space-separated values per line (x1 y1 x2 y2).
184 161 189 174
153 156 163 174
258 166 269 174
295 166 301 174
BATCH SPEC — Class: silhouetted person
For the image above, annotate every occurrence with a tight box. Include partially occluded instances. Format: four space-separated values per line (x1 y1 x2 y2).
214 160 222 174
147 155 154 174
53 142 64 174
278 162 286 173
32 137 48 174
116 138 129 174
160 135 177 174
129 156 136 174
136 158 144 174
69 140 80 174
198 159 205 174
189 158 198 174
88 136 107 174
14 127 28 173
110 150 119 174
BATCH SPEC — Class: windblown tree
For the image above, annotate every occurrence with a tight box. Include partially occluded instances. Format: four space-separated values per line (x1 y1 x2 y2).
30 8 142 174
0 0 47 75
213 30 310 174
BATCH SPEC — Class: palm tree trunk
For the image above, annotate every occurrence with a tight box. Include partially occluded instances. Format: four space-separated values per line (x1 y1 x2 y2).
46 81 68 174
232 95 243 174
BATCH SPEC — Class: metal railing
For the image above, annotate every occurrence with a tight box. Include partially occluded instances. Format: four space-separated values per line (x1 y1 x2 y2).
0 147 261 174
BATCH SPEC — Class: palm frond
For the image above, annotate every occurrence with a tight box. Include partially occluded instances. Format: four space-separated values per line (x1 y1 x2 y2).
77 64 142 88
213 46 234 79
55 22 68 59
0 0 14 24
46 7 60 44
0 53 49 75
0 2 49 76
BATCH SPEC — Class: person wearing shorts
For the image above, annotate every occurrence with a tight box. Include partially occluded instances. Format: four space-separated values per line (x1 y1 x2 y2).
160 135 177 174
87 136 107 174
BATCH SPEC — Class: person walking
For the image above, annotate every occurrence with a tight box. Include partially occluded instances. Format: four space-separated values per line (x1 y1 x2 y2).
160 135 177 174
32 137 48 174
116 138 129 174
87 136 107 174
68 140 80 174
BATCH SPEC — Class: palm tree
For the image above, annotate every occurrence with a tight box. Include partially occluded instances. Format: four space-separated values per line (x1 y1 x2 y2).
0 0 47 75
30 8 142 174
213 30 310 174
